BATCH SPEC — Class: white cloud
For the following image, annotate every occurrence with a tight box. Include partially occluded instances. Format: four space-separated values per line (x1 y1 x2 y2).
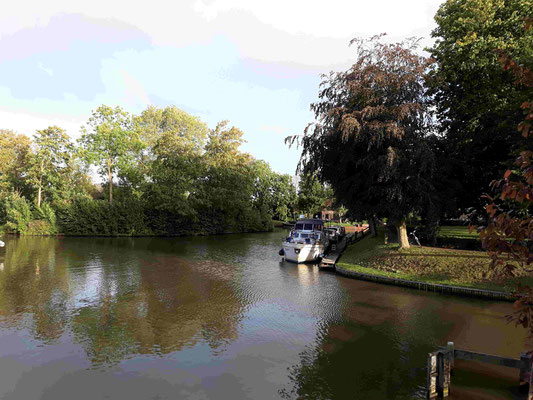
0 108 84 139
1 1 442 67
0 0 444 174
193 0 441 39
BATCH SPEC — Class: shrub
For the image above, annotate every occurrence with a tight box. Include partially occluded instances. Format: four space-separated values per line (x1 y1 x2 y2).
4 193 32 234
0 196 6 226
32 203 58 234
57 197 149 236
27 220 56 236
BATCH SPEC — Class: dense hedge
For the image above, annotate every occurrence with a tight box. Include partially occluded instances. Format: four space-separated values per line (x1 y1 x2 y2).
56 198 150 236
53 197 272 237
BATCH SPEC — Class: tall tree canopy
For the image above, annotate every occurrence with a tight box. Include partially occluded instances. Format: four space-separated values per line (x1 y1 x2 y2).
250 160 297 221
292 36 434 248
427 0 533 213
29 126 73 208
0 130 32 196
79 105 141 203
0 106 294 236
197 121 257 229
296 173 333 218
137 106 209 213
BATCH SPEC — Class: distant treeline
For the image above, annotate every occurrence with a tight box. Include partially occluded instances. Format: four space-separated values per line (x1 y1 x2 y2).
0 106 300 236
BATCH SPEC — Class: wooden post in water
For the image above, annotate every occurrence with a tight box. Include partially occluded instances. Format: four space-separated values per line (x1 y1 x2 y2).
427 352 439 399
529 357 533 400
447 342 454 370
427 346 453 398
520 353 531 389
437 351 451 397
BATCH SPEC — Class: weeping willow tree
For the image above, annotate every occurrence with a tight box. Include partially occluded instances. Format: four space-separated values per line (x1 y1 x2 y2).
289 35 435 248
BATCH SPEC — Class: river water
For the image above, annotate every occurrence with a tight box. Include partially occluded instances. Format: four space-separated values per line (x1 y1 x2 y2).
0 230 528 399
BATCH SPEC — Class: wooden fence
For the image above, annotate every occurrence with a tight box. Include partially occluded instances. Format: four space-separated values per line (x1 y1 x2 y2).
427 342 532 398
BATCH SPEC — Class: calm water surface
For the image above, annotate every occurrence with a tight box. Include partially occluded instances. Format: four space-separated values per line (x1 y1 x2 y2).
0 230 528 399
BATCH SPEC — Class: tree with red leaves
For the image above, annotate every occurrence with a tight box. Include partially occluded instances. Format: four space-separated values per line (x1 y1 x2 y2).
290 35 435 249
479 18 533 336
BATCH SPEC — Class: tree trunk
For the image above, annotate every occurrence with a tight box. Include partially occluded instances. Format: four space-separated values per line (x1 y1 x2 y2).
369 217 378 237
107 162 113 204
37 161 44 208
37 173 43 208
423 200 440 246
37 184 42 208
397 219 410 249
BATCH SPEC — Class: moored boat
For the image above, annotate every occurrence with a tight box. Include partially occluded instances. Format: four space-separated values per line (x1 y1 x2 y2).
280 218 328 263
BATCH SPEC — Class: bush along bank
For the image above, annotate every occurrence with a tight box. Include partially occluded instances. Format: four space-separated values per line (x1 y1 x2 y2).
336 230 530 296
1 194 274 237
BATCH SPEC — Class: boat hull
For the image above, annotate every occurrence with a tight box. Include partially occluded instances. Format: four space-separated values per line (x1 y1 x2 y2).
282 242 324 263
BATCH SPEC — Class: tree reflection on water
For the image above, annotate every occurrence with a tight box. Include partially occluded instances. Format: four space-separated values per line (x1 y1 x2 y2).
0 236 249 367
0 234 528 399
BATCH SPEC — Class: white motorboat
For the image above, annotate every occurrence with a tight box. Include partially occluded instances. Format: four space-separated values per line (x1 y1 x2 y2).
280 218 328 263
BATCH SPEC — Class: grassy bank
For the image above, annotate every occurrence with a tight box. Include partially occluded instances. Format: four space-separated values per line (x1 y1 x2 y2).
337 230 532 292
437 225 479 239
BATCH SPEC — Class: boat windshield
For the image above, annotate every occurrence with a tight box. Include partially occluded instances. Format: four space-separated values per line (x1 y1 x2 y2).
304 224 313 230
294 223 303 230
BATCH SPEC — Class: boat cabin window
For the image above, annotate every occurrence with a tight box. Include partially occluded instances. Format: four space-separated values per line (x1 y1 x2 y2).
294 223 303 230
304 224 313 230
300 233 309 238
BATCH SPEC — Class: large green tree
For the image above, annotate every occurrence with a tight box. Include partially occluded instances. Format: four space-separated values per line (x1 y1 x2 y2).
29 126 73 208
271 173 297 221
249 160 298 221
199 121 255 229
296 173 333 218
136 106 209 213
0 130 32 197
292 36 434 248
79 105 141 203
427 0 533 213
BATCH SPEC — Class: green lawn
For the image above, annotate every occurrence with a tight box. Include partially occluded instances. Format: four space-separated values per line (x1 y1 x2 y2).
325 222 362 227
437 225 479 239
338 230 531 292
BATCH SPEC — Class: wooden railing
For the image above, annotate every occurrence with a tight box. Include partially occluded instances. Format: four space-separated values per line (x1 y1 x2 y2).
427 342 532 398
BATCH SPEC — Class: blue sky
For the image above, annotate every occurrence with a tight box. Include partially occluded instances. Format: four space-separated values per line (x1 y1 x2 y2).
0 0 442 176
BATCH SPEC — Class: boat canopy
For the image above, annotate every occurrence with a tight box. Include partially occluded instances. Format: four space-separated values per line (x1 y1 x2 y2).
293 219 324 231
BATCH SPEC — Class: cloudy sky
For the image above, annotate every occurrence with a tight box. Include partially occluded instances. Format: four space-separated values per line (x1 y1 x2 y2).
1 0 443 176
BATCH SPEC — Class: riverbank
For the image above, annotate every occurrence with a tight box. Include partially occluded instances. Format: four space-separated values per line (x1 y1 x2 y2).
336 230 532 294
1 217 277 238
0 226 275 238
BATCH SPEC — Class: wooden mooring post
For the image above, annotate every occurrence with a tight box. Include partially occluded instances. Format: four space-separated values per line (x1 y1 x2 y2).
426 347 451 398
426 342 532 398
